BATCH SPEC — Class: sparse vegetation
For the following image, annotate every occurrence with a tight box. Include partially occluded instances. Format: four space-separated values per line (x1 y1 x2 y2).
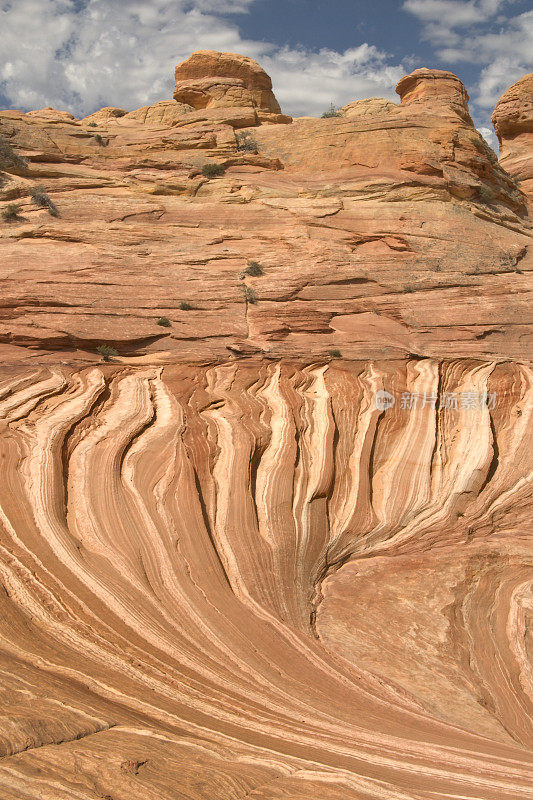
88 122 98 127
201 163 226 178
244 261 264 277
0 135 28 172
329 349 342 359
156 316 172 327
1 203 22 222
478 185 495 204
30 186 59 217
94 133 106 146
236 131 259 153
96 344 119 362
321 103 342 119
179 301 193 311
243 286 257 304
404 285 414 293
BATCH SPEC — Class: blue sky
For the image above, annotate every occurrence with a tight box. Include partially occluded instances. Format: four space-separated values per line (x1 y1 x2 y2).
1 0 531 146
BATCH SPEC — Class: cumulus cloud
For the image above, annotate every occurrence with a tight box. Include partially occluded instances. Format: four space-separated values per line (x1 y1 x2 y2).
403 0 532 108
0 0 407 118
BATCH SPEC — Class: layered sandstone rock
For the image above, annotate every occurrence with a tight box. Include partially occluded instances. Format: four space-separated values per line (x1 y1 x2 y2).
0 54 532 800
396 67 473 123
174 50 282 112
493 73 533 206
0 61 530 365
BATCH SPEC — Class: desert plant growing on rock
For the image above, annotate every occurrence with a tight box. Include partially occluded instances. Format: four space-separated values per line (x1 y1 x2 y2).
96 344 119 362
321 103 341 118
243 286 257 304
0 136 28 172
201 163 226 178
157 316 172 327
30 186 59 217
236 131 258 153
179 301 193 311
244 261 264 277
1 203 22 222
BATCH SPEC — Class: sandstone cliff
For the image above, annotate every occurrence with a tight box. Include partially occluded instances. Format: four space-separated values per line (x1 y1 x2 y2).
0 53 532 800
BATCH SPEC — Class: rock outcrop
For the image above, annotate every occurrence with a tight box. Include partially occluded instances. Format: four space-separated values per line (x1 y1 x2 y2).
0 53 532 800
493 73 533 206
396 67 473 123
174 49 282 111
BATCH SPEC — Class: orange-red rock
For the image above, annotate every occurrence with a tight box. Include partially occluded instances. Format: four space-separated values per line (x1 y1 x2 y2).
0 53 532 800
174 50 282 113
493 73 533 207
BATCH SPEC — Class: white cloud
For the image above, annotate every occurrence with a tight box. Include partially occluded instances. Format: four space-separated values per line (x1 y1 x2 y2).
477 125 498 148
0 0 407 118
403 0 532 108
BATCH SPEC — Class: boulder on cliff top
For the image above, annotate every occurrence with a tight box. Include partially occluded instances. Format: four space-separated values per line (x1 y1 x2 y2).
341 98 397 119
174 50 285 119
492 73 533 143
492 73 533 206
82 107 127 124
396 68 472 123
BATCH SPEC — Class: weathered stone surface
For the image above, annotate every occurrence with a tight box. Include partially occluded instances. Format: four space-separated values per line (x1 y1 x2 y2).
0 55 532 800
82 106 127 123
174 50 285 119
396 67 473 123
341 97 397 118
0 61 530 365
493 73 533 207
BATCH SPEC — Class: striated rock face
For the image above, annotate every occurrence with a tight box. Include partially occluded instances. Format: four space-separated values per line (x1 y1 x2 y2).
0 54 532 799
0 360 531 800
493 74 533 206
396 67 473 123
0 61 530 365
173 50 288 124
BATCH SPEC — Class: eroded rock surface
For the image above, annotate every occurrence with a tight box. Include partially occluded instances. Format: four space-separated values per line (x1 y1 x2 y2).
0 53 532 800
493 73 533 207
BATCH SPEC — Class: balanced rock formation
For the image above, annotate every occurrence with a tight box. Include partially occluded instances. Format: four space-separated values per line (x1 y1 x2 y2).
0 54 532 800
396 67 473 123
174 50 291 124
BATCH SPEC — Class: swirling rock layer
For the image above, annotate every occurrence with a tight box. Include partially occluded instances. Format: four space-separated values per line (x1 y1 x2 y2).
0 54 532 799
0 360 531 798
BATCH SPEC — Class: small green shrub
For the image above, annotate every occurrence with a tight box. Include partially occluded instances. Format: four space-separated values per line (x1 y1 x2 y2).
243 286 257 304
244 261 264 277
88 122 98 127
96 344 118 362
0 136 28 172
329 349 342 359
404 285 414 293
94 133 107 146
1 203 22 222
30 186 59 217
201 163 226 178
179 301 192 311
236 131 258 153
156 316 172 327
321 103 342 118
478 185 495 203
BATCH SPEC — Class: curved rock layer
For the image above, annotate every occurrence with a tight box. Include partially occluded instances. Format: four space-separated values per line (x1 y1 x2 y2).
0 360 531 799
0 53 532 799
